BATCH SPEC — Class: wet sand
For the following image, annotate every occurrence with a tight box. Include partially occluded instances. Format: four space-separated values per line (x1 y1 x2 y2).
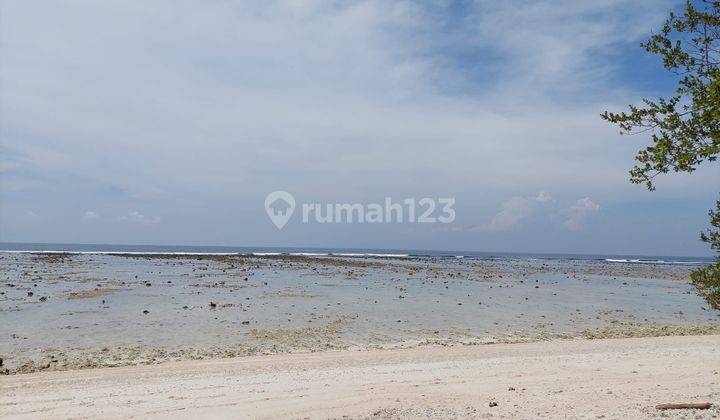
2 335 719 419
1 252 719 374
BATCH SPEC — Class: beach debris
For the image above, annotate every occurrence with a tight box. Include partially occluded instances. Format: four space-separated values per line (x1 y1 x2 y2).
209 302 217 309
142 310 149 314
655 402 712 410
489 401 498 407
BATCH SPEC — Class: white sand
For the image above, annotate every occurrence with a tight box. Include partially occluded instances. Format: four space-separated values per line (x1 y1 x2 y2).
2 335 719 419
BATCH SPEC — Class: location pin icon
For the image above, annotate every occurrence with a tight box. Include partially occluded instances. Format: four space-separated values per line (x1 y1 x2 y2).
264 191 295 230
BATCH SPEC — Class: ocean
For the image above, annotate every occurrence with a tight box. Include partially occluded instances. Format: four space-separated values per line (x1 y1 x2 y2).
2 242 718 373
0 242 713 264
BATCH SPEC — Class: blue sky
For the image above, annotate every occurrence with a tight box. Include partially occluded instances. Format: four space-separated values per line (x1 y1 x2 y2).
1 0 718 256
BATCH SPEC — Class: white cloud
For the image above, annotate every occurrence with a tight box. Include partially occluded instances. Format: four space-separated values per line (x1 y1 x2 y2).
562 197 600 232
484 191 553 231
466 1 672 97
83 211 99 219
119 211 160 224
481 192 601 232
535 190 553 203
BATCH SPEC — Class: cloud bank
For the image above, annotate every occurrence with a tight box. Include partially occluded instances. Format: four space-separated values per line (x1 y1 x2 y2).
485 191 553 231
562 198 601 232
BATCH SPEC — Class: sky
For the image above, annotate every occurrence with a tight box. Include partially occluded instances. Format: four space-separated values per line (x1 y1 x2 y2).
1 0 718 256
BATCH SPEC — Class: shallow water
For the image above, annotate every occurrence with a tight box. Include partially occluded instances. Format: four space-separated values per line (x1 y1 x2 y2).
1 253 718 372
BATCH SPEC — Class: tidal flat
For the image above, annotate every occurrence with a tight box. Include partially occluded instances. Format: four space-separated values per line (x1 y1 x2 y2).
1 252 718 374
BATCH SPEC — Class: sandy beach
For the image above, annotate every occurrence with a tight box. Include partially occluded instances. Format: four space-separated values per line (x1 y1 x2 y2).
2 335 719 419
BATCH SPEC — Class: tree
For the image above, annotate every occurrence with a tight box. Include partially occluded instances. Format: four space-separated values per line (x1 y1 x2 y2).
601 0 720 309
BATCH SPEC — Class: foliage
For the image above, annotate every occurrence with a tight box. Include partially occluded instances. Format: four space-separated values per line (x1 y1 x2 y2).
601 1 720 309
691 199 720 309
